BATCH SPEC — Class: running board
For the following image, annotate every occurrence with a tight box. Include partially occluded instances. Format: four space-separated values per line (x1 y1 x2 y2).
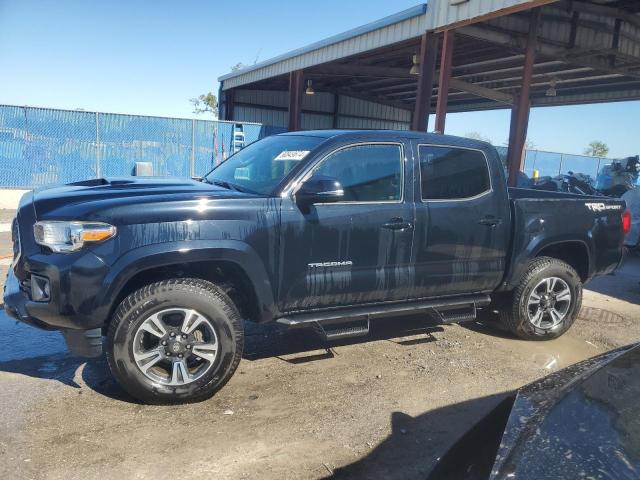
315 318 370 341
434 303 477 324
277 294 490 327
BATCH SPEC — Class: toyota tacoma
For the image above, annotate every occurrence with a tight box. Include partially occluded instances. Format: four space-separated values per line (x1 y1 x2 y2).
3 131 630 403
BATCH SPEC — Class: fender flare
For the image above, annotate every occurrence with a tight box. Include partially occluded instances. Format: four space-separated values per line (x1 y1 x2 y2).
94 240 277 324
503 234 594 290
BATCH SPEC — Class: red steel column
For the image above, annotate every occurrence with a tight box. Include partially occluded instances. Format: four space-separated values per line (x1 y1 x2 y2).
435 30 455 134
412 32 438 132
224 89 235 121
507 8 540 187
288 70 304 131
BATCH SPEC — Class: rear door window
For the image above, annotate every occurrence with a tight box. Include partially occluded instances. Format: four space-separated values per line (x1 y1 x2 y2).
419 146 491 200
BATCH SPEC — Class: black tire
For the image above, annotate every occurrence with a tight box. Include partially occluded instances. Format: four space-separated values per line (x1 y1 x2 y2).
498 257 582 340
106 278 244 404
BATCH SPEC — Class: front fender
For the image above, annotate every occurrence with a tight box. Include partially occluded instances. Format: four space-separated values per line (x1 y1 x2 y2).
93 240 277 325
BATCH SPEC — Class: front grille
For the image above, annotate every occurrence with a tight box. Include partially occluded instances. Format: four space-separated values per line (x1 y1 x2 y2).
11 217 21 266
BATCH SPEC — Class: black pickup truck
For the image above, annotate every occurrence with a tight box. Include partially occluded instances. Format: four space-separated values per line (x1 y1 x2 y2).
4 130 629 403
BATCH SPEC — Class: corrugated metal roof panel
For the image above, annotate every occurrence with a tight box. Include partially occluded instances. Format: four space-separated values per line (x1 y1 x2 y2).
425 0 558 30
220 5 428 90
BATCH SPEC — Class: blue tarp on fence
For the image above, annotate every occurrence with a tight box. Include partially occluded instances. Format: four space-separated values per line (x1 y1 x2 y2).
0 105 285 188
0 104 609 189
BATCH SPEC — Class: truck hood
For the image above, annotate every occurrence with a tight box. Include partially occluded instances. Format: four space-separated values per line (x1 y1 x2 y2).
32 177 257 221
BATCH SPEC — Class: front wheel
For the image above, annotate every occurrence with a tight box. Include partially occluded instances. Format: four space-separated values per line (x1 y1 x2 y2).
498 257 582 340
106 278 244 404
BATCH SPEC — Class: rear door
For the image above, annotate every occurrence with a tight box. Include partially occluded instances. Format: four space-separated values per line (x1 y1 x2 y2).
410 143 509 298
278 141 415 312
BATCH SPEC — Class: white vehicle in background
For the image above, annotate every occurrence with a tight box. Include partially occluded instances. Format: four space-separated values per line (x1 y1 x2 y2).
622 187 640 249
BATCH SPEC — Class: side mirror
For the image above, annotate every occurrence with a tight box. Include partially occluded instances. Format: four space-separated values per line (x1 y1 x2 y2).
296 176 344 206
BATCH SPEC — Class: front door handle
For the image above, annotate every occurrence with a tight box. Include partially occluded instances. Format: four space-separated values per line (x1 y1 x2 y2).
382 218 413 231
478 216 502 227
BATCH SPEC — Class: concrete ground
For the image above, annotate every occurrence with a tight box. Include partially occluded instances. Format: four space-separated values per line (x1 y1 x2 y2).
0 211 638 479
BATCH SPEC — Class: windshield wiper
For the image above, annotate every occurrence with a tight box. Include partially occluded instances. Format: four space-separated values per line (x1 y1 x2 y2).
209 179 233 190
208 179 259 194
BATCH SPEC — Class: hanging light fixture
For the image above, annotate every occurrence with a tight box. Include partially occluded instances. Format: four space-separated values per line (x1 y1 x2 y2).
409 54 420 75
305 79 315 95
546 77 558 97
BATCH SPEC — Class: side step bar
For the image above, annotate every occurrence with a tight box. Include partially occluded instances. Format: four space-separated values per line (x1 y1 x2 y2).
277 294 490 328
315 318 371 341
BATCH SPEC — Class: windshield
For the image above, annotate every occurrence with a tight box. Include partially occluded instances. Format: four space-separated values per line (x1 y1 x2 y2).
205 135 324 195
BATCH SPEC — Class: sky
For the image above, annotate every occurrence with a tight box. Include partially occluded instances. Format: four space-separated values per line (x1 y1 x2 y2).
1 0 638 158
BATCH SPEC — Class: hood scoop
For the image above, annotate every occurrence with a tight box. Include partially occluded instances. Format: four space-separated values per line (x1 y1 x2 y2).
67 178 135 187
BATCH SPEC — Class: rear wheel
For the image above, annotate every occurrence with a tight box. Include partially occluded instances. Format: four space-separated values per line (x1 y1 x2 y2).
498 257 582 340
106 278 244 404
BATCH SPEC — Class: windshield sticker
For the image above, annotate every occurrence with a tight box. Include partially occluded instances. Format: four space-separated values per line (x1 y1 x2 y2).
274 150 310 161
234 167 250 180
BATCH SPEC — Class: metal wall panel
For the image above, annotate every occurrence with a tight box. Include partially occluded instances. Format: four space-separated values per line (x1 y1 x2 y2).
234 105 288 128
336 116 410 130
338 96 411 122
235 90 289 109
301 112 334 130
302 92 335 113
233 89 412 130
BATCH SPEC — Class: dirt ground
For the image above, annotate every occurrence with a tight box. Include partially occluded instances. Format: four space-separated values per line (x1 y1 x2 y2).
0 213 639 479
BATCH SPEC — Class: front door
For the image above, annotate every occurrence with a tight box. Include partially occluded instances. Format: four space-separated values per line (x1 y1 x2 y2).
279 142 414 312
410 143 509 298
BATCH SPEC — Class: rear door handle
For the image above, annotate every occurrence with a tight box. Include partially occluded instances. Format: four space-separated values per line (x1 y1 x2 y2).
382 218 413 231
478 216 502 227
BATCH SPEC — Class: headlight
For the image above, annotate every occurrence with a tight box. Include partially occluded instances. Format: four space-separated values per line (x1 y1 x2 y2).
33 221 116 253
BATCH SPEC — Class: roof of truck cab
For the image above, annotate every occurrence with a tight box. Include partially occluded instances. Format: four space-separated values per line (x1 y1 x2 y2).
277 130 495 149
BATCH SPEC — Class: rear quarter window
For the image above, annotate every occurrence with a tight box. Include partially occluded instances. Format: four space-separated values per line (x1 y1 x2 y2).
419 145 491 200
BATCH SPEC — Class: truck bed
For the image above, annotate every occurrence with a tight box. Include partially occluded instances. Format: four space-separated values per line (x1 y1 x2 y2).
502 187 626 290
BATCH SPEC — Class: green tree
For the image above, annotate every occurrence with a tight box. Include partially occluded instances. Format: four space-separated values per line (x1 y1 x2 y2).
190 92 218 117
584 140 609 157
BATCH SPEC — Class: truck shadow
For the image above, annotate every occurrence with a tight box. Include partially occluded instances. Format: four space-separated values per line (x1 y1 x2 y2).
0 314 449 402
0 311 521 403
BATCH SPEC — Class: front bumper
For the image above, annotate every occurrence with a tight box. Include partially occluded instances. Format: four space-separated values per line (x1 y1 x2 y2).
3 267 54 330
4 267 103 357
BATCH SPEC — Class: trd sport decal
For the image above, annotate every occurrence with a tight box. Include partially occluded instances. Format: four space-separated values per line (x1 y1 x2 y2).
585 202 622 212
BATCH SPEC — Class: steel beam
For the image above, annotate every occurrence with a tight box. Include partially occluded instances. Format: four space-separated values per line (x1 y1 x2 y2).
435 30 455 133
412 32 438 131
507 8 540 187
449 78 514 105
288 70 304 131
224 89 235 121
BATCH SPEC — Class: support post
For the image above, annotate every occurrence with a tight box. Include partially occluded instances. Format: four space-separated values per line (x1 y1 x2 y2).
435 30 455 134
507 8 540 187
95 112 101 178
224 89 235 121
288 70 304 131
412 32 438 132
190 118 195 177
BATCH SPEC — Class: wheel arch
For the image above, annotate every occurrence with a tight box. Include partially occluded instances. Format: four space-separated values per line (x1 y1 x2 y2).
503 237 592 291
97 240 277 329
534 240 591 282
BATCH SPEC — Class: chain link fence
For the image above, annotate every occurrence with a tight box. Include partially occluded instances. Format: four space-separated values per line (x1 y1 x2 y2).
494 146 610 179
1 104 609 189
0 105 286 189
